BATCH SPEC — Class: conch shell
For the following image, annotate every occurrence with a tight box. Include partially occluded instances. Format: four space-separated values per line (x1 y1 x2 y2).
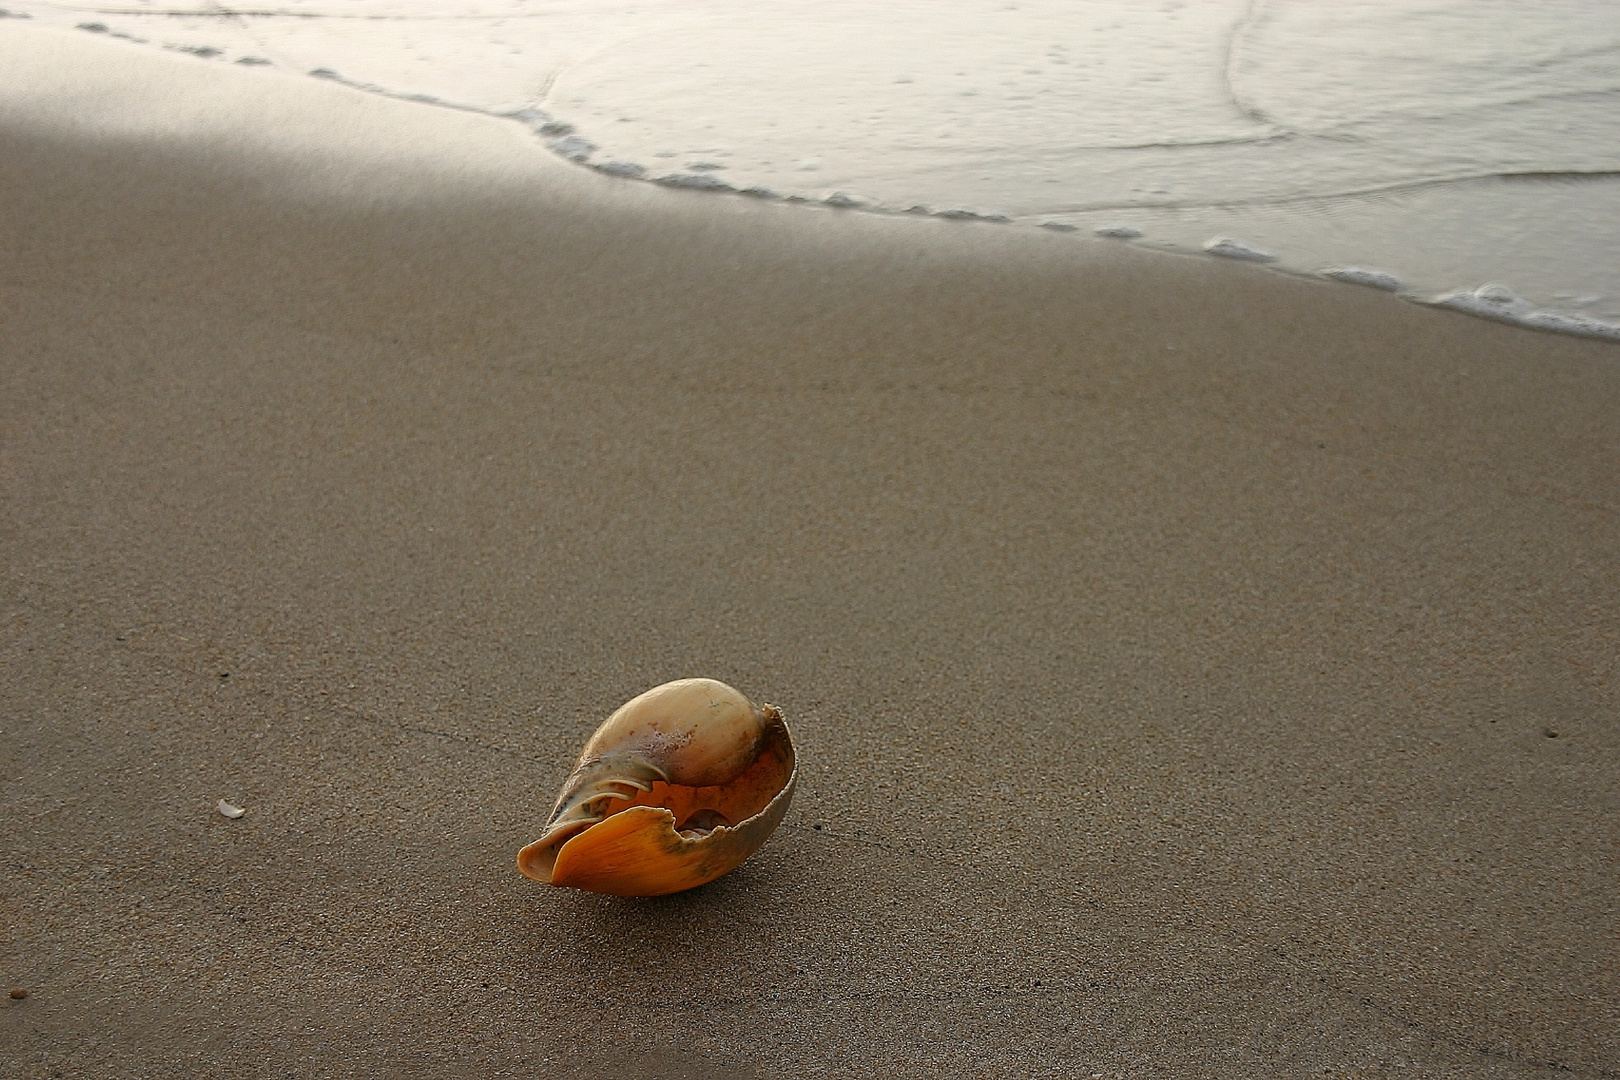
518 678 796 897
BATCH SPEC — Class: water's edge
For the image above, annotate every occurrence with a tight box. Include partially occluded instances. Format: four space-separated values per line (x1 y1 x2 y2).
322 59 1620 346
29 15 1620 346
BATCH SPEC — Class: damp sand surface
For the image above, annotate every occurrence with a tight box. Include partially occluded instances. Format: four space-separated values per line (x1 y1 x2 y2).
2 33 1619 1080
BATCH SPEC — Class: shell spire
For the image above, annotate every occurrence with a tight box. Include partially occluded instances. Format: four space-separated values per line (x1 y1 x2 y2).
518 678 797 897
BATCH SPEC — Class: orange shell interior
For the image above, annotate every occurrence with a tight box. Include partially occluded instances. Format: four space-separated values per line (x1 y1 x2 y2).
597 741 789 834
528 714 795 896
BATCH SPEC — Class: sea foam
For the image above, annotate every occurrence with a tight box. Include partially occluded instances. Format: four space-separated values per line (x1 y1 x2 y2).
1323 267 1405 293
1204 237 1276 263
1433 285 1620 342
4 0 1617 344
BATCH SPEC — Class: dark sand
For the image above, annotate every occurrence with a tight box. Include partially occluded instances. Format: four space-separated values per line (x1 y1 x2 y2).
3 39 1619 1080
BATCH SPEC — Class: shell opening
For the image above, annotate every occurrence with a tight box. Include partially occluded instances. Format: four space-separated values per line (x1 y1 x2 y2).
676 809 732 838
519 702 795 893
553 743 784 850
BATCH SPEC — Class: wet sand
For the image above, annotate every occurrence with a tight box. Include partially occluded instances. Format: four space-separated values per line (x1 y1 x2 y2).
2 29 1618 1080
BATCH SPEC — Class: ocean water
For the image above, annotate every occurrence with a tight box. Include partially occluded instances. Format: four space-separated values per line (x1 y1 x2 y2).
7 0 1618 340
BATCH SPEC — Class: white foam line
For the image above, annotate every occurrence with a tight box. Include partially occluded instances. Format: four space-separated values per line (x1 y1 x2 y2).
275 67 893 220
934 208 1011 222
656 172 734 191
34 26 1617 349
1430 284 1620 341
312 65 1620 347
306 68 498 121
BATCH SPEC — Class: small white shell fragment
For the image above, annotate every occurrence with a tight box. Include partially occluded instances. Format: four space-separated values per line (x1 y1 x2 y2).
216 799 246 819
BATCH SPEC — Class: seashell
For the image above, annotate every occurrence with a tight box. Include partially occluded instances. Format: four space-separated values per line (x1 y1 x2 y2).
518 678 796 897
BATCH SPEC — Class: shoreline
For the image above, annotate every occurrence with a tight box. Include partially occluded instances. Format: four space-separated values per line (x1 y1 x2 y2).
5 20 1620 346
4 26 1619 1080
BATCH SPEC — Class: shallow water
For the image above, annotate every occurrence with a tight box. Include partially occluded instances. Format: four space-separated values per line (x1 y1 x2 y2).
9 0 1619 339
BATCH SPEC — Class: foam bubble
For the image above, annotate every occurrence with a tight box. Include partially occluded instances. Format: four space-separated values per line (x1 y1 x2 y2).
594 161 646 179
655 172 733 190
1095 225 1143 239
1475 283 1523 306
505 107 551 128
549 135 596 161
935 209 1009 222
1204 237 1275 262
823 191 869 208
77 21 144 43
1433 284 1531 317
1322 267 1405 292
1432 284 1620 341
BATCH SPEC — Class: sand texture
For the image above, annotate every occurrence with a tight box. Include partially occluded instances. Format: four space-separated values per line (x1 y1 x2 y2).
3 38 1619 1080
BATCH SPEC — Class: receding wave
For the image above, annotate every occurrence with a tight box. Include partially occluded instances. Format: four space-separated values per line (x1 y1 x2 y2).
10 0 1619 343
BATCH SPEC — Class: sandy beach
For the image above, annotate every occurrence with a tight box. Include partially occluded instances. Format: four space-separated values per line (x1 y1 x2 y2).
3 28 1618 1080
